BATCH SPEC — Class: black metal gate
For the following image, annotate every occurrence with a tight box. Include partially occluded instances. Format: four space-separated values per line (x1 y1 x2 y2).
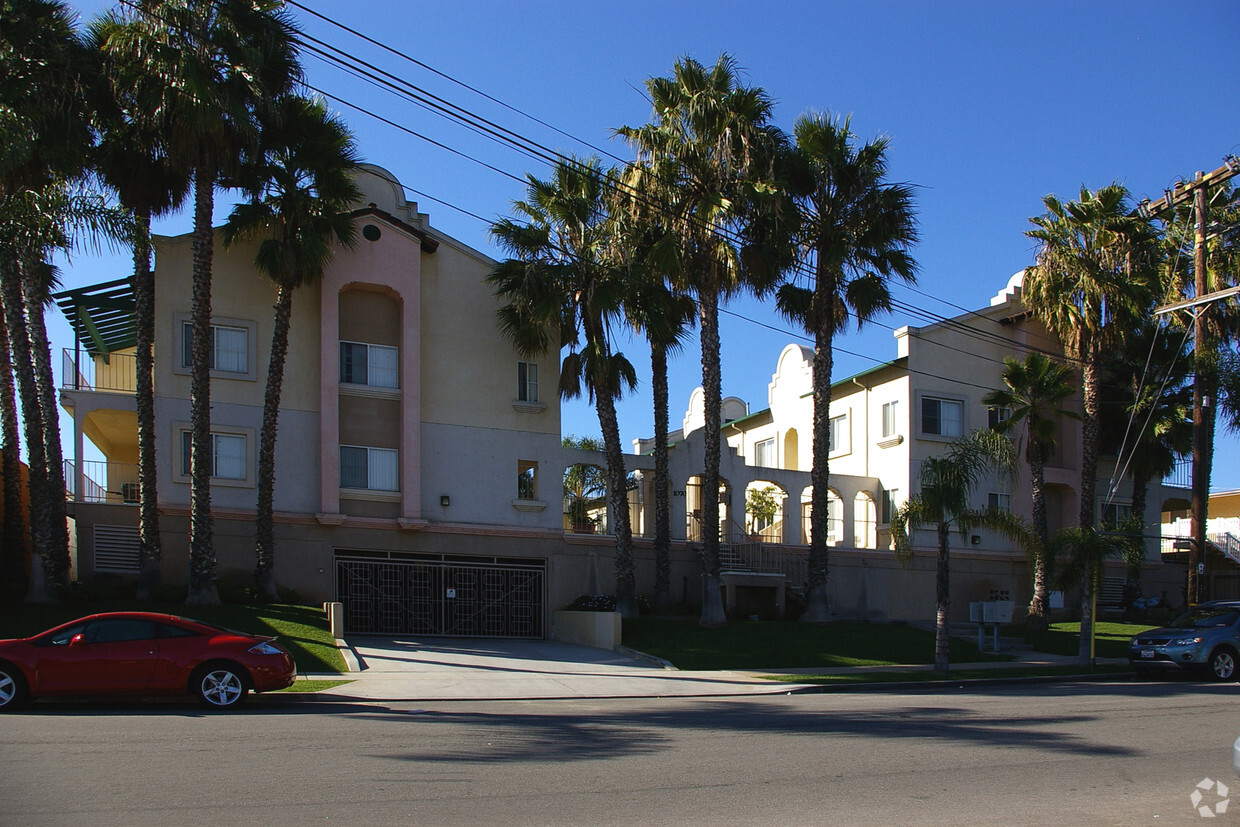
334 551 545 638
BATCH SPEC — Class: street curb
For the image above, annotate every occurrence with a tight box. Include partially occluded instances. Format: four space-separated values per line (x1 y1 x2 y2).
776 669 1137 694
615 645 678 670
335 639 361 673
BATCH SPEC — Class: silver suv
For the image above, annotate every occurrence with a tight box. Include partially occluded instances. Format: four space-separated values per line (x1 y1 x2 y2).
1129 601 1240 680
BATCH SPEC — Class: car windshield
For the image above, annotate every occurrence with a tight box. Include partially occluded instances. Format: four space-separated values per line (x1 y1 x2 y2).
1168 607 1240 629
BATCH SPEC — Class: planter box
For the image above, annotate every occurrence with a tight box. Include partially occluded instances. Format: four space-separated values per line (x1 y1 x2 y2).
553 610 621 650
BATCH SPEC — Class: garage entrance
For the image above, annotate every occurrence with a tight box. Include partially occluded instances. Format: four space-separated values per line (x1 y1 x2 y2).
334 551 546 638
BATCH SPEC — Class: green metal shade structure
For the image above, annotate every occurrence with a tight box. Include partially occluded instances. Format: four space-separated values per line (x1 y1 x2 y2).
52 277 136 360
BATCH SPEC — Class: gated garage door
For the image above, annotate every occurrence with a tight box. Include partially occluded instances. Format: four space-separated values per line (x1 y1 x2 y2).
334 551 546 638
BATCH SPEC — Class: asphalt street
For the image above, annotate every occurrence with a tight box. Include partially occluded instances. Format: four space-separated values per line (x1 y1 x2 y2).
2 679 1236 825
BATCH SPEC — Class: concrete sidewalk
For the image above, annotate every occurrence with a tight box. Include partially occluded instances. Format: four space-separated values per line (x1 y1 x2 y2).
298 637 1125 702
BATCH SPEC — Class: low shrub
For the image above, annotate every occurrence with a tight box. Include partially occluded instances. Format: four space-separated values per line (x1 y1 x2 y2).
566 593 652 613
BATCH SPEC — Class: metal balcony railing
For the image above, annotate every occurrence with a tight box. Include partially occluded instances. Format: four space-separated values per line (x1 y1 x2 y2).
61 348 136 394
1162 458 1191 489
63 459 139 504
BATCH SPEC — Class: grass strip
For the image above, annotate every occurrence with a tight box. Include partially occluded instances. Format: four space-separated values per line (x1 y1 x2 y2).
622 617 1013 671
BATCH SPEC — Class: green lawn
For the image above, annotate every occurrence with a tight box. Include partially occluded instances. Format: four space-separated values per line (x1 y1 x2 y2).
622 617 1013 671
1021 620 1155 659
0 601 347 674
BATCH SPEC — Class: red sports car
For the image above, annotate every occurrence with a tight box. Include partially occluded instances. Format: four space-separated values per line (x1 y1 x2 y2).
0 611 297 710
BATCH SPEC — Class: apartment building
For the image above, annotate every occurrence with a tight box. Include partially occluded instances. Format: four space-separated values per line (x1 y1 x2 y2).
56 164 618 637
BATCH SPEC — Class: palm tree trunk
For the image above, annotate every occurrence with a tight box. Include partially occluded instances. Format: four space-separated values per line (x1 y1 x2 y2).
1 260 54 601
1026 453 1049 627
935 519 951 672
186 169 220 607
801 313 834 623
1078 353 1100 530
133 209 161 598
698 281 726 627
1078 568 1095 665
0 319 28 599
596 386 636 618
254 282 292 601
651 341 671 613
21 256 71 587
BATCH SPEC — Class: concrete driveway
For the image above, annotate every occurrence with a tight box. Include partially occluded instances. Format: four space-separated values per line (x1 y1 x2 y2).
311 637 804 701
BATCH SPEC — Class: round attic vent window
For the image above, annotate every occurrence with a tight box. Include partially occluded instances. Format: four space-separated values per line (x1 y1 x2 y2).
362 224 381 241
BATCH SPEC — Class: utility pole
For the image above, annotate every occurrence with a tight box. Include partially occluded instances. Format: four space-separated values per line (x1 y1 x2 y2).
1145 157 1239 606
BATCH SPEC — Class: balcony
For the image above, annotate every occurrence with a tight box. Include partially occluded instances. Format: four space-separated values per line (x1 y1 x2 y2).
62 348 137 394
64 459 139 504
1162 458 1191 490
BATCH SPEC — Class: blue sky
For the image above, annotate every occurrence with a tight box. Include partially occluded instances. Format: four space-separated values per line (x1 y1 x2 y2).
56 1 1240 487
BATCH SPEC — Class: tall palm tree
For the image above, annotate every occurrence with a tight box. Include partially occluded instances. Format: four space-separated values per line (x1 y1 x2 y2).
891 429 1024 672
0 316 26 599
610 194 697 611
90 9 193 599
629 277 695 612
617 54 786 626
775 113 918 623
0 184 127 600
0 0 96 601
111 0 301 605
222 94 360 601
982 352 1078 627
1022 184 1160 531
488 157 642 617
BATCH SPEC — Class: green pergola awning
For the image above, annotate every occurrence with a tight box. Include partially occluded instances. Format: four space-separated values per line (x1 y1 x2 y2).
52 277 136 358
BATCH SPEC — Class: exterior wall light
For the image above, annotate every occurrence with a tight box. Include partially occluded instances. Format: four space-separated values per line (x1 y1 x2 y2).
440 495 450 507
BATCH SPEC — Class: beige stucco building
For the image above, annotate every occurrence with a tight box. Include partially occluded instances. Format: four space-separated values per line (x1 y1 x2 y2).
55 166 1190 634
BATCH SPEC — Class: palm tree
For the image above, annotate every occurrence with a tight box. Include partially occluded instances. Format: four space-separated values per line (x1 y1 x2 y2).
222 94 360 601
775 113 918 623
617 55 786 626
890 429 1024 672
110 0 301 605
1022 184 1160 531
982 352 1078 627
0 184 128 600
0 317 26 599
90 9 193 599
611 199 697 611
1050 526 1130 665
488 157 642 617
0 0 96 601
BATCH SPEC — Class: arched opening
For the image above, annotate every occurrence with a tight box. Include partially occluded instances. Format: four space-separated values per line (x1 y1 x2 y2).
800 486 843 546
745 481 787 543
563 462 607 534
686 475 732 542
783 428 799 471
854 491 877 549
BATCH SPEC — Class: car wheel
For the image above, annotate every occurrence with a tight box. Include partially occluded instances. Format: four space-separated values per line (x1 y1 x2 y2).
193 662 249 709
0 663 29 710
1209 647 1238 682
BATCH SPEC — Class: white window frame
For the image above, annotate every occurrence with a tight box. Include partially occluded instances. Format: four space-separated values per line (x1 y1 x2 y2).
340 341 399 389
988 492 1012 514
339 445 399 492
828 414 850 457
754 437 776 468
174 315 256 381
882 401 899 438
920 395 964 439
173 424 253 488
518 361 539 403
988 405 1013 431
